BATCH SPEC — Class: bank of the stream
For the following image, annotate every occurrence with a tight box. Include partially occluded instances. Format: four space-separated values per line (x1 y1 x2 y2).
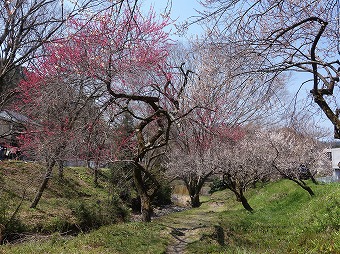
1 179 340 253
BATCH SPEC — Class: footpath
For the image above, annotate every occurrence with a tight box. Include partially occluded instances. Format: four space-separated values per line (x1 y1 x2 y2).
154 200 226 254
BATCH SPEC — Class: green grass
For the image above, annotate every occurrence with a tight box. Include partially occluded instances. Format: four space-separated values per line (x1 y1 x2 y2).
0 223 169 254
186 180 340 254
1 161 340 253
0 161 124 235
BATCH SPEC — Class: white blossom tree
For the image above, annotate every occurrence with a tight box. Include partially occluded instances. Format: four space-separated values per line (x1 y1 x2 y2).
216 127 274 212
269 127 329 196
167 120 218 208
166 38 285 209
199 0 340 138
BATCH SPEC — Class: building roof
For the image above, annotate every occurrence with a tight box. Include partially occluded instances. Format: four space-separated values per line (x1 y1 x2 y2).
0 110 30 124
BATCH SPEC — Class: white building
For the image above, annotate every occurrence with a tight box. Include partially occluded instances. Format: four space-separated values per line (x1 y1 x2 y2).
331 148 340 181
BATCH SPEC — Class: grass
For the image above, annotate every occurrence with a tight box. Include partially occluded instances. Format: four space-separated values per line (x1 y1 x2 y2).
0 223 169 254
1 161 340 253
185 180 340 254
0 161 123 236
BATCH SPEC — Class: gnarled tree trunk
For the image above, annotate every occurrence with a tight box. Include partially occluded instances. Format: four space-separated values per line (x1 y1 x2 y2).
58 160 64 179
133 166 153 222
295 181 315 196
190 193 201 208
223 173 253 212
185 171 213 208
238 189 253 212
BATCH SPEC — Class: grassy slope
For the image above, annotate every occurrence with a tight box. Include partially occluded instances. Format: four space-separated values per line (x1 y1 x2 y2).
0 161 112 233
186 180 340 254
1 161 340 253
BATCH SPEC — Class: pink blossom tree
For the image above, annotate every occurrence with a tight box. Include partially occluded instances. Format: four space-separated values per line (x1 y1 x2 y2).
76 117 113 187
20 4 192 221
18 69 104 208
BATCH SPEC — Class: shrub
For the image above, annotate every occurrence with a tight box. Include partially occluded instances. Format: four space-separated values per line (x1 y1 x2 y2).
152 183 172 207
106 194 130 222
209 178 228 194
41 216 74 234
68 196 129 232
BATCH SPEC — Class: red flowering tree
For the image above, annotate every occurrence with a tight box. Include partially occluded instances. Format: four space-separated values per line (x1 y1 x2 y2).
0 0 120 110
20 5 192 221
74 116 114 186
18 69 104 208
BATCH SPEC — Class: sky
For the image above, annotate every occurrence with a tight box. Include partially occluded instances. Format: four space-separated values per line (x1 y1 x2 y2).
142 0 204 42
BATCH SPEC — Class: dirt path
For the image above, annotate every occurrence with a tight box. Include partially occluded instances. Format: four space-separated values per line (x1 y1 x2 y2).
155 201 226 254
166 227 189 254
165 225 208 254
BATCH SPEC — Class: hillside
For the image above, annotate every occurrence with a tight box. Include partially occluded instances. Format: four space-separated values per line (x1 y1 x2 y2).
0 161 128 242
0 161 340 253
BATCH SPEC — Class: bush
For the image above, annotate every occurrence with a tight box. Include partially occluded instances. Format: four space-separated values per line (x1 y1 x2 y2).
209 178 228 194
106 194 130 222
68 195 129 232
41 216 74 234
152 183 172 207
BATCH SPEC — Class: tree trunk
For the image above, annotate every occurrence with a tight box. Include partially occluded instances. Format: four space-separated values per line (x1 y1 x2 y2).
309 174 318 185
291 178 315 197
185 181 201 208
30 160 56 208
190 193 200 208
133 166 152 222
140 193 152 222
185 172 213 208
239 190 253 212
228 186 253 212
58 160 64 179
93 165 99 187
301 185 315 196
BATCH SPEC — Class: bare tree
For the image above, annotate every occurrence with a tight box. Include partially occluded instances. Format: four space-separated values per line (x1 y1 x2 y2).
199 0 340 138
